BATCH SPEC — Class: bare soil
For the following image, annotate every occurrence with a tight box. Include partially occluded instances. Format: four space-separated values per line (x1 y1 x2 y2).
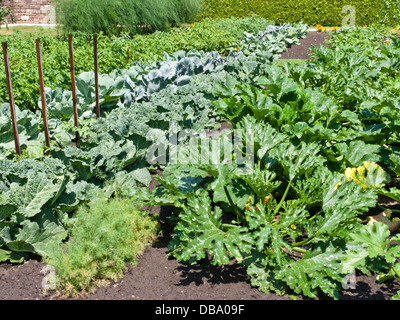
280 30 332 59
1 32 399 302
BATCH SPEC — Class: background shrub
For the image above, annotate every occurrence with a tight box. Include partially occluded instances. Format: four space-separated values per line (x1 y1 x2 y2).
380 0 400 26
198 0 385 26
54 0 204 35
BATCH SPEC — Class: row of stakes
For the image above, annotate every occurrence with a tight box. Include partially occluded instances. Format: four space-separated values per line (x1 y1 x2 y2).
2 34 101 156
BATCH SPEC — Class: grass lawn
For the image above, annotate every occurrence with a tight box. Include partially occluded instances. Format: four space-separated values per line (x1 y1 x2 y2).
0 25 58 36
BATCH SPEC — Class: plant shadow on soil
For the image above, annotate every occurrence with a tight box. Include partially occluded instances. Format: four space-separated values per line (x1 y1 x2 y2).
156 204 400 301
149 197 254 289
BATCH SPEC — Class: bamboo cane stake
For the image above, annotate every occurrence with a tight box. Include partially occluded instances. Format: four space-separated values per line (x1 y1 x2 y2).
68 34 79 146
36 39 51 154
2 42 21 156
93 33 100 118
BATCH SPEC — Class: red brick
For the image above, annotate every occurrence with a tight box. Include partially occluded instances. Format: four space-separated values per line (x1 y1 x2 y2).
3 0 56 24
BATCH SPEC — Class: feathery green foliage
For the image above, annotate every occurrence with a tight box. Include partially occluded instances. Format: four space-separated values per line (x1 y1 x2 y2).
44 194 160 297
54 0 204 35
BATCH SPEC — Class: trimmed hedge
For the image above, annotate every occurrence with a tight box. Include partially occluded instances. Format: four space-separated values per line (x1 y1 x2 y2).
198 0 385 26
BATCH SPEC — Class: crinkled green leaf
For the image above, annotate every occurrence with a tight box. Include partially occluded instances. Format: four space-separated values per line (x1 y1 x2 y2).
55 180 99 213
1 209 67 258
272 141 326 180
274 242 344 299
350 222 390 258
169 192 253 265
236 116 287 161
312 178 377 237
6 173 67 218
334 140 382 167
248 241 345 299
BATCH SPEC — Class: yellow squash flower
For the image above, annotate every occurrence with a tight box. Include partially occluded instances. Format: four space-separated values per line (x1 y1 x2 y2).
344 161 390 189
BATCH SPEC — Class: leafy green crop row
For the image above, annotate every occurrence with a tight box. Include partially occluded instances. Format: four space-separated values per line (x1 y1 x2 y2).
147 26 400 299
2 21 400 300
0 21 306 274
0 15 273 112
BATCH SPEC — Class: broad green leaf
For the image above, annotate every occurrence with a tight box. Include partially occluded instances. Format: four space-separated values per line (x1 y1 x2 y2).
379 188 400 202
341 245 369 274
385 244 400 264
315 178 377 237
247 262 286 295
334 140 382 167
291 166 332 209
2 209 67 258
392 290 400 300
129 165 152 186
276 242 344 299
236 115 287 161
0 248 25 263
213 179 252 211
256 65 299 103
282 122 334 143
323 178 377 214
237 85 278 120
388 150 400 176
6 173 67 218
272 142 326 180
350 222 390 258
0 194 16 221
55 180 99 213
250 241 345 299
169 192 253 265
240 166 281 200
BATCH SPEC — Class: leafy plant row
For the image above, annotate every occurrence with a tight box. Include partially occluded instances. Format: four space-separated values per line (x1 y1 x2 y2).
0 15 274 112
4 21 400 300
147 26 400 299
0 22 308 268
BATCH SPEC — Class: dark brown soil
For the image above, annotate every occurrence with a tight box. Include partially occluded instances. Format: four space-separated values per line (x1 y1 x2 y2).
1 31 400 304
1 198 400 302
280 31 332 60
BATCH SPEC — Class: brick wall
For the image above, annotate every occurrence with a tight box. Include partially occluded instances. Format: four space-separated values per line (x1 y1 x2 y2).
3 0 56 24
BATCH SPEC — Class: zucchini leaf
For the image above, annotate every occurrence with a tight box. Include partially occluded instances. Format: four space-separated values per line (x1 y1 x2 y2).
168 191 253 265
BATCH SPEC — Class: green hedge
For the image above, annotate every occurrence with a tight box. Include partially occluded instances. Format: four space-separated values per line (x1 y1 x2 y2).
199 0 385 26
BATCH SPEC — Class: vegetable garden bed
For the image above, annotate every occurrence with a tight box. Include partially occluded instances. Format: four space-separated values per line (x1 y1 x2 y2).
1 23 400 302
1 156 400 301
1 168 400 301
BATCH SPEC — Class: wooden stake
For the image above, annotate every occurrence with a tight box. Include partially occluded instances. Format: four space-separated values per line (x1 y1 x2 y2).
2 42 21 156
36 39 51 154
68 34 79 145
93 33 100 118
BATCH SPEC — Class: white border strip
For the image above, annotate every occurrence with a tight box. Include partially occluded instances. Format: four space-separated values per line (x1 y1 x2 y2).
5 24 57 27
